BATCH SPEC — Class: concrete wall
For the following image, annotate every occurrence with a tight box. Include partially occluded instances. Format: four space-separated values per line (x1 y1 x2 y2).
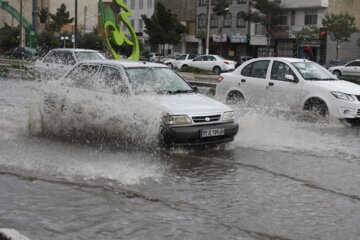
329 0 360 30
280 0 328 8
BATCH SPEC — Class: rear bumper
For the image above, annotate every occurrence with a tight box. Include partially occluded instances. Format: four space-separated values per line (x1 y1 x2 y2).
161 122 239 147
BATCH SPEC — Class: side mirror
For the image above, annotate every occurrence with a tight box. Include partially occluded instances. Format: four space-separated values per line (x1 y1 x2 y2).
193 86 198 92
285 74 297 82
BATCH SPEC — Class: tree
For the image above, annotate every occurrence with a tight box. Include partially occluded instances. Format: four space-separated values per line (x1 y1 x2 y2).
322 13 357 60
213 0 230 56
48 4 74 33
0 24 20 51
78 32 104 51
142 2 187 56
37 31 60 55
294 26 320 44
38 7 49 32
240 0 282 56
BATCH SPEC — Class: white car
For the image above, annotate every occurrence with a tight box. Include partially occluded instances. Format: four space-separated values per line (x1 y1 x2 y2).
215 57 360 126
179 55 236 74
328 59 360 78
163 54 198 69
34 48 105 80
37 60 239 147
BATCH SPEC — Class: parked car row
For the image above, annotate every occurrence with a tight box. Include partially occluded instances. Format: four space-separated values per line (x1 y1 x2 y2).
328 59 360 78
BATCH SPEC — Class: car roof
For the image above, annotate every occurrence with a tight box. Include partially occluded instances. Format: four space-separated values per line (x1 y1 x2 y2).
52 48 100 53
250 57 312 63
77 59 168 68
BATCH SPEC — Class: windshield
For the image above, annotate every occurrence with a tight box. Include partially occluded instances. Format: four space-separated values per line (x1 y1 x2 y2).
125 67 194 94
75 52 105 61
292 62 336 81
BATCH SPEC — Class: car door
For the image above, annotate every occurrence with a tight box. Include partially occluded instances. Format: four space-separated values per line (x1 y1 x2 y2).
56 51 76 77
265 60 303 110
342 61 360 76
190 55 206 69
237 60 270 105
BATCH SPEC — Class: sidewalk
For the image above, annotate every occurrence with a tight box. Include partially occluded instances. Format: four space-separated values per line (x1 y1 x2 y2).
177 72 218 87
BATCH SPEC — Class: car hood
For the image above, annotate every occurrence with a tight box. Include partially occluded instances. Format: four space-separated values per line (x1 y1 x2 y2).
159 93 232 115
306 80 360 95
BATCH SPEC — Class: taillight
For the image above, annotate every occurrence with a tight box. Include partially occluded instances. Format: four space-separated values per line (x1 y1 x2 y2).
218 76 224 82
224 61 230 65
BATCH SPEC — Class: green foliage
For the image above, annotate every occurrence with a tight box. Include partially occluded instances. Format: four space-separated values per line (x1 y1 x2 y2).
0 66 9 77
48 4 74 32
37 31 60 54
0 24 20 51
38 7 49 24
241 0 282 30
77 32 104 51
142 2 188 46
295 26 320 44
322 13 356 44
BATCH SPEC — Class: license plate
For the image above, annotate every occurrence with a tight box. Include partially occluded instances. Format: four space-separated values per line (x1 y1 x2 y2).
200 128 225 138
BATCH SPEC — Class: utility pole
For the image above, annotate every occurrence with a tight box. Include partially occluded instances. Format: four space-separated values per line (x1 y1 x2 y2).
83 6 87 34
205 0 210 55
32 0 39 34
19 0 24 47
74 0 78 48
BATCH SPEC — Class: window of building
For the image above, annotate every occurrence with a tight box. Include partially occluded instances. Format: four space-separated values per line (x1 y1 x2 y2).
255 23 265 36
237 0 246 3
139 0 143 9
199 0 206 6
130 19 135 29
305 10 317 25
291 11 295 26
278 12 288 25
138 19 143 31
223 13 232 28
198 14 206 28
237 12 246 28
131 0 135 9
210 14 218 28
147 0 152 9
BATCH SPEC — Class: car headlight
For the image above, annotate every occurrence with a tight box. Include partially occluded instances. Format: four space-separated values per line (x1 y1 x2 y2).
162 115 192 125
223 111 235 122
331 91 355 101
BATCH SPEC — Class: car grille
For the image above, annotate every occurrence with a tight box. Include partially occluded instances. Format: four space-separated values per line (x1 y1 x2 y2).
356 95 360 101
192 114 221 123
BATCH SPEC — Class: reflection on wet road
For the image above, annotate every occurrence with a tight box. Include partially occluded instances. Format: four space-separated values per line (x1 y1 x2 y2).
1 78 360 240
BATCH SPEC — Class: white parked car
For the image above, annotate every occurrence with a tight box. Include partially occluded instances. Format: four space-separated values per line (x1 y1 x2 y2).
328 59 360 78
163 54 198 69
34 48 105 80
179 55 236 74
37 60 239 147
215 57 360 126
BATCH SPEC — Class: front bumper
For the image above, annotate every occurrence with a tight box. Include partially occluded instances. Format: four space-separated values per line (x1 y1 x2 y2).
328 98 360 119
160 122 239 147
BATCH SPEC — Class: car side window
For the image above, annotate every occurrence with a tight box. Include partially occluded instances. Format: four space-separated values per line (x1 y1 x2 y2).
57 51 76 65
208 56 216 61
188 54 197 59
97 66 129 95
43 51 56 63
242 60 270 79
271 61 298 81
65 64 100 90
345 61 357 67
194 56 204 61
177 55 187 60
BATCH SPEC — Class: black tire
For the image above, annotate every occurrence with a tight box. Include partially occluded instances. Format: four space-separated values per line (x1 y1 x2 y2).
226 91 245 104
303 98 328 117
333 70 341 78
213 66 221 75
340 118 360 127
166 63 173 68
181 64 188 69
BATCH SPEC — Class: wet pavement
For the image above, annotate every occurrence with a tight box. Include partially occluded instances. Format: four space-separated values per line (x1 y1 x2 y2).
1 77 360 240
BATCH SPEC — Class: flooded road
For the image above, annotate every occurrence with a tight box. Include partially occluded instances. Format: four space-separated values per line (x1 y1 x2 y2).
1 78 360 240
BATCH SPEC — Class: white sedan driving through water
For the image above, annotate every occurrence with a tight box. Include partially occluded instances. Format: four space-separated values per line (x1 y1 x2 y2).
33 60 239 147
215 57 360 126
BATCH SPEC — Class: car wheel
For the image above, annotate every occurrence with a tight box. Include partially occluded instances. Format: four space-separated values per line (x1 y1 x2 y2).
213 66 221 75
303 98 328 117
181 64 188 69
226 91 245 105
340 118 360 128
166 63 173 68
333 70 341 78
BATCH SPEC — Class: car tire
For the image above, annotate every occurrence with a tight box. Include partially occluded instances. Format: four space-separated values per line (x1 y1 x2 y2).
226 91 245 105
166 63 173 68
303 98 328 117
340 118 360 128
333 70 341 78
181 64 188 69
213 66 221 75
